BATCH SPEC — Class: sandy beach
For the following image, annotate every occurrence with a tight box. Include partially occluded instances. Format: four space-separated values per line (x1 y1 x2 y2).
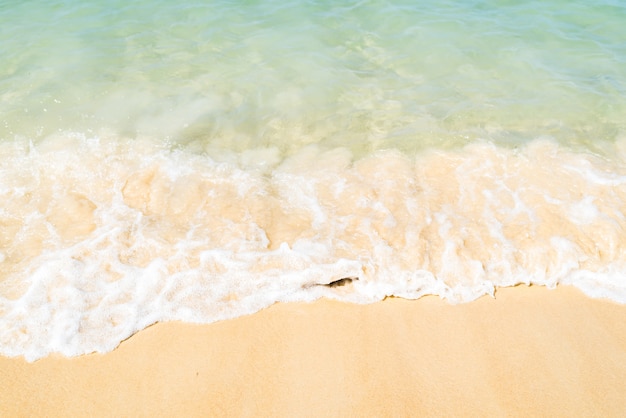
1 285 625 417
3 2 626 417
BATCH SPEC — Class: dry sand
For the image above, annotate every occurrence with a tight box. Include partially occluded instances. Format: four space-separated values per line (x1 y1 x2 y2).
1 285 626 417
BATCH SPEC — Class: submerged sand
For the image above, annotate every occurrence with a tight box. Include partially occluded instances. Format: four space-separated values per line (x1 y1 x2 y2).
1 285 625 417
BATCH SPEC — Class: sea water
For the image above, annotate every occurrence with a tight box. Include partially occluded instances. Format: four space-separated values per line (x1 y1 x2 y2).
1 0 626 361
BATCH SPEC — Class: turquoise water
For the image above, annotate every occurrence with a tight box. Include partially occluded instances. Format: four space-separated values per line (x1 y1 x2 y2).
2 0 625 153
2 0 626 360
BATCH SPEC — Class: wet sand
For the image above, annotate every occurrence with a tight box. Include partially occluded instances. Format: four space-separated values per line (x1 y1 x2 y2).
2 285 625 417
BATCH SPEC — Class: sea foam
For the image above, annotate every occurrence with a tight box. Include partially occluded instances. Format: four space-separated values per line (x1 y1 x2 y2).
1 133 626 360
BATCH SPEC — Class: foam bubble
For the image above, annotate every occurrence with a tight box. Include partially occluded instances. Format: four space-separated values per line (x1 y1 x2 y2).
1 134 626 360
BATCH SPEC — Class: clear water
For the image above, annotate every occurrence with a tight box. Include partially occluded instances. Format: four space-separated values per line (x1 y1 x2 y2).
1 0 626 360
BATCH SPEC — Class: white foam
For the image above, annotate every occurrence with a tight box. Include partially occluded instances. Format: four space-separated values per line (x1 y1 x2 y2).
1 134 626 361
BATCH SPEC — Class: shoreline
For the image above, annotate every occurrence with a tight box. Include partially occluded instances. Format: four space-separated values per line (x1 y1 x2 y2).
2 285 626 417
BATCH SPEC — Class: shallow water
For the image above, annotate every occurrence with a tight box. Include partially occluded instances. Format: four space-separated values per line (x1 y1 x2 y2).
1 0 626 360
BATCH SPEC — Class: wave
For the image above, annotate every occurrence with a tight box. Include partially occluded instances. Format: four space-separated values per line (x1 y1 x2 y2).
1 133 626 360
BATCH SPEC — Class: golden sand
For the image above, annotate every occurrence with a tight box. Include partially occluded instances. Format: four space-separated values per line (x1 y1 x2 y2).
2 285 625 417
